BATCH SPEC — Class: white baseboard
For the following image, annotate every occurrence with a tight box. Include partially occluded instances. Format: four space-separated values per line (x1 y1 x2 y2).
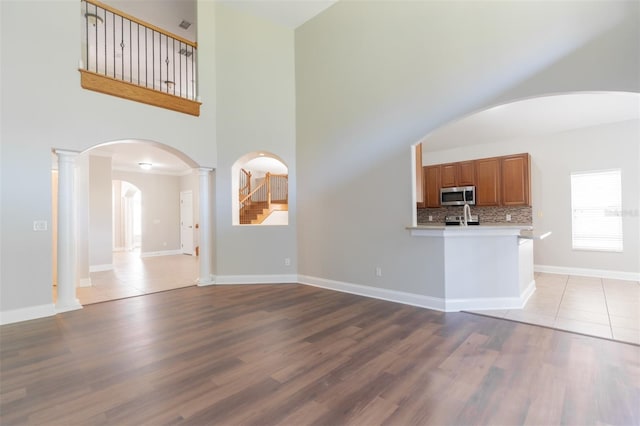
79 277 92 287
298 275 447 311
521 279 537 306
0 304 57 325
445 279 536 312
535 264 640 281
298 275 537 313
214 274 298 285
90 264 113 272
55 301 83 314
197 275 216 286
140 249 182 258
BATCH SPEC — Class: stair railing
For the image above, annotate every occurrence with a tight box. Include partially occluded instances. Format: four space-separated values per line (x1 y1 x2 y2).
81 0 198 100
238 172 288 224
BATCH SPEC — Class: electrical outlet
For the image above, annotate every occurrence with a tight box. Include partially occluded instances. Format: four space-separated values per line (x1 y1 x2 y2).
506 214 512 222
284 258 291 266
428 215 433 222
375 266 382 277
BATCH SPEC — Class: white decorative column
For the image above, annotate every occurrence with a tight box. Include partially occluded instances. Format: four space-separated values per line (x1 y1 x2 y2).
198 168 215 285
55 150 83 312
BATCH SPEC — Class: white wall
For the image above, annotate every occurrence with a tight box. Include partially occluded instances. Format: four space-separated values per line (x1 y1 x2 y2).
295 1 639 297
112 170 181 254
424 120 640 276
214 4 297 279
0 0 216 313
88 156 113 269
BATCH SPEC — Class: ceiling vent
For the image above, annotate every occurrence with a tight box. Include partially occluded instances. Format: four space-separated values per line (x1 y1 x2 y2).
178 20 191 30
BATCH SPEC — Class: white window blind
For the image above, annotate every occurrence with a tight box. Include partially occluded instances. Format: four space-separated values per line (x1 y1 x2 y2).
571 169 623 252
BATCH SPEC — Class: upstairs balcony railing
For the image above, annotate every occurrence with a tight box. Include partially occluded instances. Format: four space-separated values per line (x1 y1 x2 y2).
80 0 201 116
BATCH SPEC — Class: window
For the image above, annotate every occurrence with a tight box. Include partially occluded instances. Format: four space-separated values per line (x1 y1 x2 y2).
571 169 623 252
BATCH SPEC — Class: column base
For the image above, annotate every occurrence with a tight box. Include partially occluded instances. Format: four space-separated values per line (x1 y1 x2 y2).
197 275 216 286
55 300 83 313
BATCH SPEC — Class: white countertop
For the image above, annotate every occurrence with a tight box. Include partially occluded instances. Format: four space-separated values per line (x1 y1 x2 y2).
407 223 537 238
410 223 533 230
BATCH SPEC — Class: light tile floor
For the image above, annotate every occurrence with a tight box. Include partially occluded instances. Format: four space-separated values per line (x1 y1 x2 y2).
471 272 640 345
54 250 198 305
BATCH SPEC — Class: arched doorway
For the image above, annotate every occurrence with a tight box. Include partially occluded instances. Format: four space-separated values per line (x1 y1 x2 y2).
53 139 214 310
112 180 142 253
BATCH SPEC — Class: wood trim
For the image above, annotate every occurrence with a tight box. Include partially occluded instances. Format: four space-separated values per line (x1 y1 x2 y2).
84 0 197 48
80 69 201 116
415 143 425 208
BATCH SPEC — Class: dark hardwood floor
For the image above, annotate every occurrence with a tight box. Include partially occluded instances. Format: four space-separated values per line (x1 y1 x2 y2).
1 284 638 425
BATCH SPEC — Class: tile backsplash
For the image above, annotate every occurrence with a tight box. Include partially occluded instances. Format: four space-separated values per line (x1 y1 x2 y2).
417 205 532 225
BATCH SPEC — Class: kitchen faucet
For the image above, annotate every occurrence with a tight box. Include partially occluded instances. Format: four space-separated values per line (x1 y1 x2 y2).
462 203 472 226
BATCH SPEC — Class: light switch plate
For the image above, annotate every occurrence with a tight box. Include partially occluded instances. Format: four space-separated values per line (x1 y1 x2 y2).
33 220 48 231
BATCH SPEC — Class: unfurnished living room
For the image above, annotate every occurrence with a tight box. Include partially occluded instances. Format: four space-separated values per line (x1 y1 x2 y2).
1 0 639 425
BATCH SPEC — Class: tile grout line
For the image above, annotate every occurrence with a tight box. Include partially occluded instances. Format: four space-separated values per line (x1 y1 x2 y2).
601 277 615 339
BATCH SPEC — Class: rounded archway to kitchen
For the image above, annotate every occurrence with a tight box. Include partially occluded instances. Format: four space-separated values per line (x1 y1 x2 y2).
411 91 640 227
232 151 289 226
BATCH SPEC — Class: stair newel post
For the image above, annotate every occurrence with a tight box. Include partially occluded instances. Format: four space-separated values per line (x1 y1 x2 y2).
266 172 272 210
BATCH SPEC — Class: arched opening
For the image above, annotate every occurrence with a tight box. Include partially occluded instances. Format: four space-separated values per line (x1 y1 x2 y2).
112 180 142 253
232 152 289 226
412 91 640 226
53 139 208 306
410 91 639 341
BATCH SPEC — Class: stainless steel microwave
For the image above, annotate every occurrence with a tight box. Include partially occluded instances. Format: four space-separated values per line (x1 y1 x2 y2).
440 186 476 206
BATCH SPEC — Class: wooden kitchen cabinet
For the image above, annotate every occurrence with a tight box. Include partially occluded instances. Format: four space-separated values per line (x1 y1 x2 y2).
423 153 530 208
458 161 475 186
475 157 501 206
501 153 531 206
423 165 441 208
441 161 475 188
440 164 457 188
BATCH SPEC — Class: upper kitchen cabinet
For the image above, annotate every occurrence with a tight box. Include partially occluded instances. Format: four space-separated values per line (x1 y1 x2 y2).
501 153 531 206
458 161 476 186
424 165 441 208
441 161 476 188
441 163 457 188
420 153 531 209
475 157 501 206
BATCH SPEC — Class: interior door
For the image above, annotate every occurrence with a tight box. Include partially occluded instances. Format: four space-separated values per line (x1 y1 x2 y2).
180 190 194 255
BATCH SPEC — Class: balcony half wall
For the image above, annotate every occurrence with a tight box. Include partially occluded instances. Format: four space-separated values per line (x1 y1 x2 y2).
80 69 201 116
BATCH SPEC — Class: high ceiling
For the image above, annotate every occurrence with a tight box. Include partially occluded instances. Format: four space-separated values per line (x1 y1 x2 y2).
91 4 639 172
90 0 336 175
218 0 337 28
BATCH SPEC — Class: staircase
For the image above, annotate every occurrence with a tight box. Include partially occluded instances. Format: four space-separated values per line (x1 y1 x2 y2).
240 201 268 224
239 170 288 225
240 201 288 224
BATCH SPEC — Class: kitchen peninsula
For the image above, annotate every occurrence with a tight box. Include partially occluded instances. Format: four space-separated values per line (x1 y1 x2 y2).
408 224 544 312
